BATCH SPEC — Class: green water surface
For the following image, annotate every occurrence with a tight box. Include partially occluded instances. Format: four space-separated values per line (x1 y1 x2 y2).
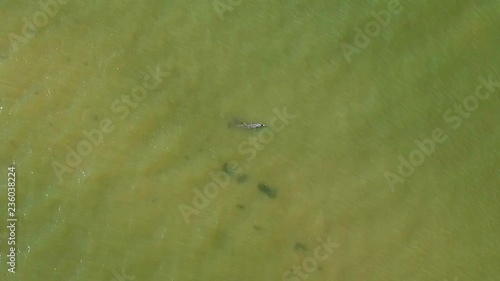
0 0 499 280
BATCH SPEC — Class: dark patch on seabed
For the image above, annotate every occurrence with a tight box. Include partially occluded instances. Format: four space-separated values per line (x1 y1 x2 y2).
294 242 307 252
258 183 277 199
222 161 279 199
223 162 239 176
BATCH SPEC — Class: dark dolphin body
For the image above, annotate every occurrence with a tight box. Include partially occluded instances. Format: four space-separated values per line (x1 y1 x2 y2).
228 120 266 129
237 122 265 129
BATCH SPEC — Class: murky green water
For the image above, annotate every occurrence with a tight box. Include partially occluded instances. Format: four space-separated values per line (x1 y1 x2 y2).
0 0 499 280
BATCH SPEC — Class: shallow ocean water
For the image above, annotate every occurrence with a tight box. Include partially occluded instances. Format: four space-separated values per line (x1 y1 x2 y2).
0 0 499 280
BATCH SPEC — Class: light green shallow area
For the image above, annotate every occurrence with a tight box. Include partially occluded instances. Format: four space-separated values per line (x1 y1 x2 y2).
0 0 499 280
